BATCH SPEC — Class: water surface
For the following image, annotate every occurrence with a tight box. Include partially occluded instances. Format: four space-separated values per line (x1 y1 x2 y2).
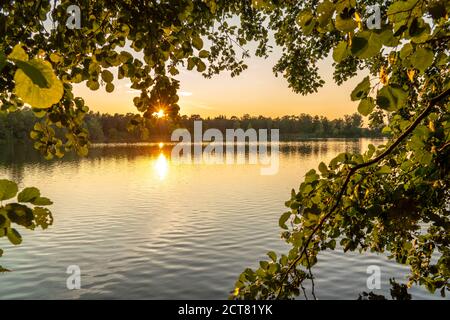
0 140 445 299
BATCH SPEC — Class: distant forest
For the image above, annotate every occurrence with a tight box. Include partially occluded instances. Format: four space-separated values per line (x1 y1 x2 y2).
0 109 384 144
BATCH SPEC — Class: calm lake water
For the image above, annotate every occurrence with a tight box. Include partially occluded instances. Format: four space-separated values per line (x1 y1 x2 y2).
0 140 446 300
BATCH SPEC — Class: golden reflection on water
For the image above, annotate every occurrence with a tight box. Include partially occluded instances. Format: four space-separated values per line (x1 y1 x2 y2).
154 152 169 180
0 139 404 300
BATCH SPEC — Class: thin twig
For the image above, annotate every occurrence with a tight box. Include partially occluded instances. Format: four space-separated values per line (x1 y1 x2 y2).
300 283 309 300
305 251 317 300
438 142 450 152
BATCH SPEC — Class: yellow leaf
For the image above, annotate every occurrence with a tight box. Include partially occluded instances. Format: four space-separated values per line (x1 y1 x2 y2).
380 66 389 85
8 44 28 61
354 12 363 29
37 49 46 59
252 0 265 8
50 53 62 63
428 120 435 132
388 53 396 65
13 59 64 109
407 69 415 82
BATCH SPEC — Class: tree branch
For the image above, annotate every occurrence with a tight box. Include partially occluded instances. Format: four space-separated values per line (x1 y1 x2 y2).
438 142 450 153
276 87 450 299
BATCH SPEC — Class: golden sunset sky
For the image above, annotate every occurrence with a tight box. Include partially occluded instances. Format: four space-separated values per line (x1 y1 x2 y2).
73 49 365 119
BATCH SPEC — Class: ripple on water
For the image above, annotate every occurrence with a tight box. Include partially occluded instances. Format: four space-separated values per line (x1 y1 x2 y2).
0 140 447 300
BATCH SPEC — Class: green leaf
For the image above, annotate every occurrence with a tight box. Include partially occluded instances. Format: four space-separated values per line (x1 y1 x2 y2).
87 80 100 90
49 53 62 63
199 50 209 58
187 58 195 71
317 0 335 27
105 82 115 93
351 31 382 59
387 0 419 24
6 203 34 227
400 43 413 60
382 126 392 134
196 60 206 72
408 18 424 37
192 36 204 50
376 85 408 111
378 28 399 47
119 51 133 63
328 239 337 250
335 0 356 13
351 76 371 101
31 197 53 206
297 10 316 35
333 41 349 63
259 260 269 270
335 14 357 32
78 145 89 157
7 228 22 245
408 18 431 44
101 70 114 83
279 212 291 230
304 169 319 183
318 162 328 174
268 263 279 274
13 59 64 109
17 187 40 203
267 251 277 262
0 214 6 228
358 98 375 116
376 165 391 175
410 47 434 73
0 179 18 201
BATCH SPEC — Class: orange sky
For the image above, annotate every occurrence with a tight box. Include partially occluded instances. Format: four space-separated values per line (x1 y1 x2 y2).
73 52 364 119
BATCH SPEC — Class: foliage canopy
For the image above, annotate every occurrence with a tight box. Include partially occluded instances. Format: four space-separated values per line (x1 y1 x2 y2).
0 0 449 298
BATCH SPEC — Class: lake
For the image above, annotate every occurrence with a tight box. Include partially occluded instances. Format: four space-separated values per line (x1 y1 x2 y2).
0 140 446 299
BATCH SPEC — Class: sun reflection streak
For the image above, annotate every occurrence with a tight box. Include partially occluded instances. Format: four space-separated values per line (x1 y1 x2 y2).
154 152 169 180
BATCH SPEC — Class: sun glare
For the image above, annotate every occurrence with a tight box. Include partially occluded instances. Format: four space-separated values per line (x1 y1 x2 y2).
154 153 169 180
155 109 165 118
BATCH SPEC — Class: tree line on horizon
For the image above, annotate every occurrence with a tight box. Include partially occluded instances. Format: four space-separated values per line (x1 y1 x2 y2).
0 109 384 144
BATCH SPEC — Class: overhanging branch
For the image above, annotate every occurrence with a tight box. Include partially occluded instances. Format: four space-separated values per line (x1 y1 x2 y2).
276 87 450 299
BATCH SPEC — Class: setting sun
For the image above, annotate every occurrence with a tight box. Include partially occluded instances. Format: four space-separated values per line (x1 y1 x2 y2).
154 109 165 118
